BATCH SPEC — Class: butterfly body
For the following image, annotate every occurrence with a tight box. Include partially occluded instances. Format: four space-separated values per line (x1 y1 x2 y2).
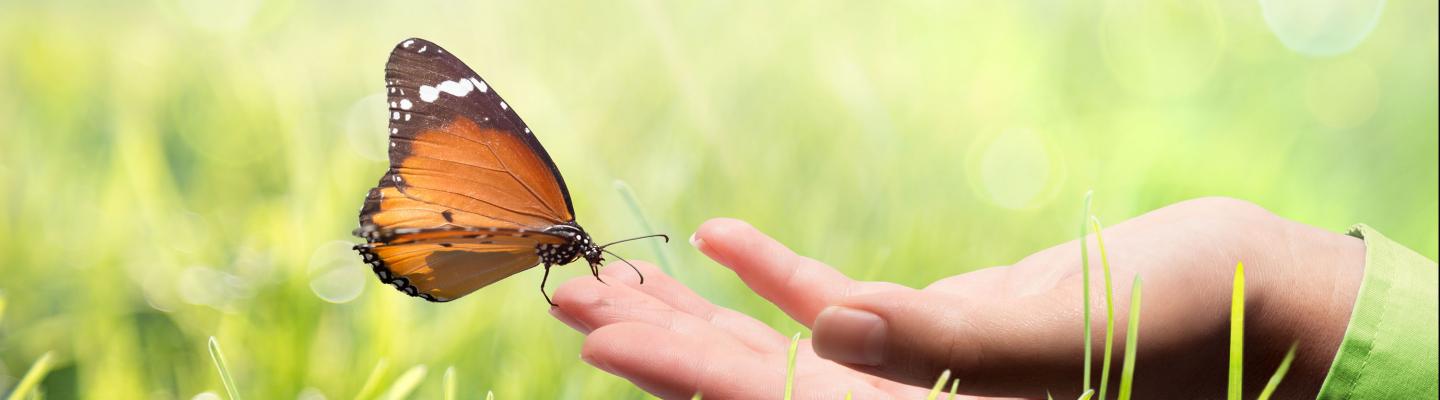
351 38 637 305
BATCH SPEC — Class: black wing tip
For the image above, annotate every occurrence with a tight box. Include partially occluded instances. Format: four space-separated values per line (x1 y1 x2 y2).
392 37 448 55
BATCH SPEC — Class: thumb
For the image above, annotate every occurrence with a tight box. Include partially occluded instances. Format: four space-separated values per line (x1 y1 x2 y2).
811 289 1085 398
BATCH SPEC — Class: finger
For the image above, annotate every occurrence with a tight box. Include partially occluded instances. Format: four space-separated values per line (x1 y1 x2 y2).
583 322 893 400
549 306 590 334
811 288 1087 398
599 261 791 351
693 218 904 324
551 274 754 352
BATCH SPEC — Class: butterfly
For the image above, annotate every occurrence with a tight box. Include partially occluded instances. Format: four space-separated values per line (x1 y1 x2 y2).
352 38 665 305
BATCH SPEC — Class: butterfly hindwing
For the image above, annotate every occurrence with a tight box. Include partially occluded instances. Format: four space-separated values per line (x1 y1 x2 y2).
356 229 568 302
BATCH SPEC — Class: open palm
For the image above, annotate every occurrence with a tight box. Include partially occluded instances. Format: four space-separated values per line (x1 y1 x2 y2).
551 199 1362 399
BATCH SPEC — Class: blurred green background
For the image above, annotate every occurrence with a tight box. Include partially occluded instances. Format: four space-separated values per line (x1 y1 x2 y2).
1 0 1435 398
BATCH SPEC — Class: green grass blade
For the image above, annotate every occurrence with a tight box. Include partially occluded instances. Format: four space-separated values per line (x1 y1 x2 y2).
380 364 428 400
207 337 242 400
443 366 455 400
4 351 54 400
1116 276 1142 400
1089 217 1116 400
1257 342 1299 400
925 369 952 400
1077 388 1095 400
485 390 494 400
614 180 673 272
1228 262 1245 400
353 358 390 400
1047 390 1054 400
947 378 959 400
784 332 801 400
0 291 7 325
1080 191 1093 393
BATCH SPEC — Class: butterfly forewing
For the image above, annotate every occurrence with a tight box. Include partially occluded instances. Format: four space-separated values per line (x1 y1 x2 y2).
365 37 574 232
356 38 582 302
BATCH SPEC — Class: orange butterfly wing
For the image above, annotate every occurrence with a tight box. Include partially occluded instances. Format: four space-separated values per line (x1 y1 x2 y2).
359 230 566 301
355 38 578 302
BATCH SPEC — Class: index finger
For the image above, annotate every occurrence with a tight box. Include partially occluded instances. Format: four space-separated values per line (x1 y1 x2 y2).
691 218 907 325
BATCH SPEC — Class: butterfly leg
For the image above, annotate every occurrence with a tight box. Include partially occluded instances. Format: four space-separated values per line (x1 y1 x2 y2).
590 262 608 285
540 263 557 307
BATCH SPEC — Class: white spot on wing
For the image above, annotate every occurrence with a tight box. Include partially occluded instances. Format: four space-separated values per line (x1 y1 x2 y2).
402 40 414 48
392 111 399 120
417 78 475 103
470 77 488 93
399 99 413 110
419 45 428 53
500 101 508 110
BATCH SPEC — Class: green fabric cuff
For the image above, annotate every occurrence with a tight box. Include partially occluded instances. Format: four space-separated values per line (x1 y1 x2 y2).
1317 224 1438 399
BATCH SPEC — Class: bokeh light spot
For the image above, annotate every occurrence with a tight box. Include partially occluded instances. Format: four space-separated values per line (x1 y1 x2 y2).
973 128 1058 209
1261 0 1385 57
177 266 250 308
308 241 367 304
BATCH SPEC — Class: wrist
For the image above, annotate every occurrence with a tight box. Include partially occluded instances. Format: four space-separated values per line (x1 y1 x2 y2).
1249 217 1366 396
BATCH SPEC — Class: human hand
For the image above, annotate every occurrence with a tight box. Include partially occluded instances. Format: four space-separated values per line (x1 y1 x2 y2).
547 262 974 399
551 197 1365 399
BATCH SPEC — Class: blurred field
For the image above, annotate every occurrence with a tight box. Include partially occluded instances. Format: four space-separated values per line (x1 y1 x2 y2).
0 0 1435 398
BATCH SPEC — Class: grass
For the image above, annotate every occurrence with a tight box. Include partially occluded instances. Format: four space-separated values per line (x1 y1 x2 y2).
614 180 675 274
4 352 54 400
1257 343 1299 400
784 332 800 400
208 337 242 400
1080 191 1094 394
1116 276 1142 400
1229 262 1246 400
379 364 427 400
443 366 456 400
353 359 390 400
924 369 952 400
1089 217 1118 400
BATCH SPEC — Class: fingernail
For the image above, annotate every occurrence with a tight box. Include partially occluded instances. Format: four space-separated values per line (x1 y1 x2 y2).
812 306 886 366
688 232 703 248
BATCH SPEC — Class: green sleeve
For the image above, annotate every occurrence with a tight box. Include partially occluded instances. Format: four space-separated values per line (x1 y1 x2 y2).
1317 224 1438 399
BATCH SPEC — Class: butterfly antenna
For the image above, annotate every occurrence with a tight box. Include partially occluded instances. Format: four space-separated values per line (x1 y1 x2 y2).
601 248 646 285
599 233 669 249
